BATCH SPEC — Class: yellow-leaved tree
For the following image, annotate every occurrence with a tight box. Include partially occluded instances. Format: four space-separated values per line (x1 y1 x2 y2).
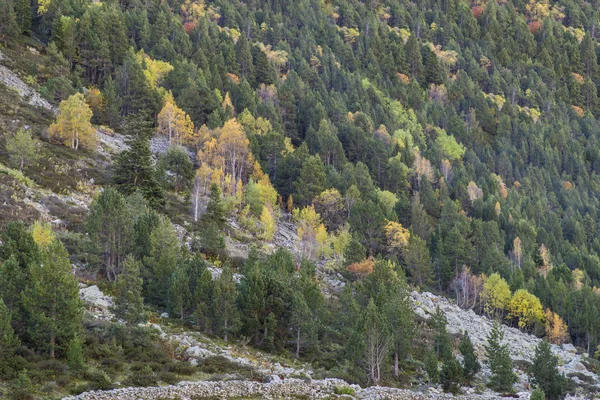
49 93 96 150
384 221 410 253
157 92 195 146
259 205 276 241
545 309 568 344
509 289 544 330
197 119 252 196
31 221 55 249
481 273 511 318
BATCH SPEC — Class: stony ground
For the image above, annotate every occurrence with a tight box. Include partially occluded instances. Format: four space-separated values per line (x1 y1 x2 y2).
78 285 598 400
61 378 517 400
412 291 599 392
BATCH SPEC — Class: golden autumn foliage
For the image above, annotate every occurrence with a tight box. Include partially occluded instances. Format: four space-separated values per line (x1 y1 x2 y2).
467 181 483 203
49 93 96 150
293 204 327 259
137 50 173 88
31 221 55 249
545 309 568 344
259 205 276 241
86 86 104 116
198 119 253 196
538 244 552 277
482 273 511 317
396 73 410 84
347 257 375 279
571 105 585 117
572 269 585 290
384 221 410 250
509 289 544 330
157 92 195 146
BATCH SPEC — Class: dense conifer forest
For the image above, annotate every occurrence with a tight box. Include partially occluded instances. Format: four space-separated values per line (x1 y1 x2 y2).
2 0 600 398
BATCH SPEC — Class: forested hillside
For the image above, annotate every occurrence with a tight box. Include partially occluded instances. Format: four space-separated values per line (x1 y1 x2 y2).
2 0 600 398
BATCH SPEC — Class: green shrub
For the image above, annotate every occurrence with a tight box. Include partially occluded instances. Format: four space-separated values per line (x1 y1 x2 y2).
157 371 179 384
125 366 158 387
333 385 356 395
164 361 196 376
83 369 113 391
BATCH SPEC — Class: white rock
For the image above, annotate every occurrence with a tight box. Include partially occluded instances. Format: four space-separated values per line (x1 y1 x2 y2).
563 343 577 353
79 285 113 309
184 346 213 359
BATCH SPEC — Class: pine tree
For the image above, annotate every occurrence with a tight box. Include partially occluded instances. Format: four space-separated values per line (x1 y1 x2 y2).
23 240 83 359
194 269 214 333
405 34 423 80
580 34 598 78
102 76 121 128
293 155 327 206
403 235 433 287
459 332 480 382
213 265 240 341
204 183 226 229
432 306 453 361
290 292 313 359
0 255 25 315
168 264 192 320
531 340 568 400
200 183 226 254
0 299 19 359
144 215 180 308
485 322 517 392
85 187 133 282
67 335 85 372
530 387 545 400
162 145 194 192
112 117 164 208
424 349 439 383
235 34 254 84
253 46 274 86
112 255 147 327
0 0 18 44
14 0 30 33
440 355 463 393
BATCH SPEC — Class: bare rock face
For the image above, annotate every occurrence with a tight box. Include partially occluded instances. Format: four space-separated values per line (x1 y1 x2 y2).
0 51 54 111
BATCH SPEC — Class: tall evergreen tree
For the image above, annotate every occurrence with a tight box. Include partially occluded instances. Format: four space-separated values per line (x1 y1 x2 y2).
459 332 481 382
293 155 327 205
23 240 82 359
0 299 19 359
485 322 517 392
112 116 164 208
213 265 240 342
531 340 568 400
112 254 147 327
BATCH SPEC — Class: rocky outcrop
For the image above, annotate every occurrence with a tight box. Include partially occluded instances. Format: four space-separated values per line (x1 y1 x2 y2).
0 51 54 111
80 285 114 321
412 291 599 391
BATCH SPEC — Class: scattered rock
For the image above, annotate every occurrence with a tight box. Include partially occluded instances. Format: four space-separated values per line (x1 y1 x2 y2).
0 52 54 111
80 285 113 309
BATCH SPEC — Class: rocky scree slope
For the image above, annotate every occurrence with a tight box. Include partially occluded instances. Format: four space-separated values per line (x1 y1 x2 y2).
412 291 599 392
78 285 594 400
